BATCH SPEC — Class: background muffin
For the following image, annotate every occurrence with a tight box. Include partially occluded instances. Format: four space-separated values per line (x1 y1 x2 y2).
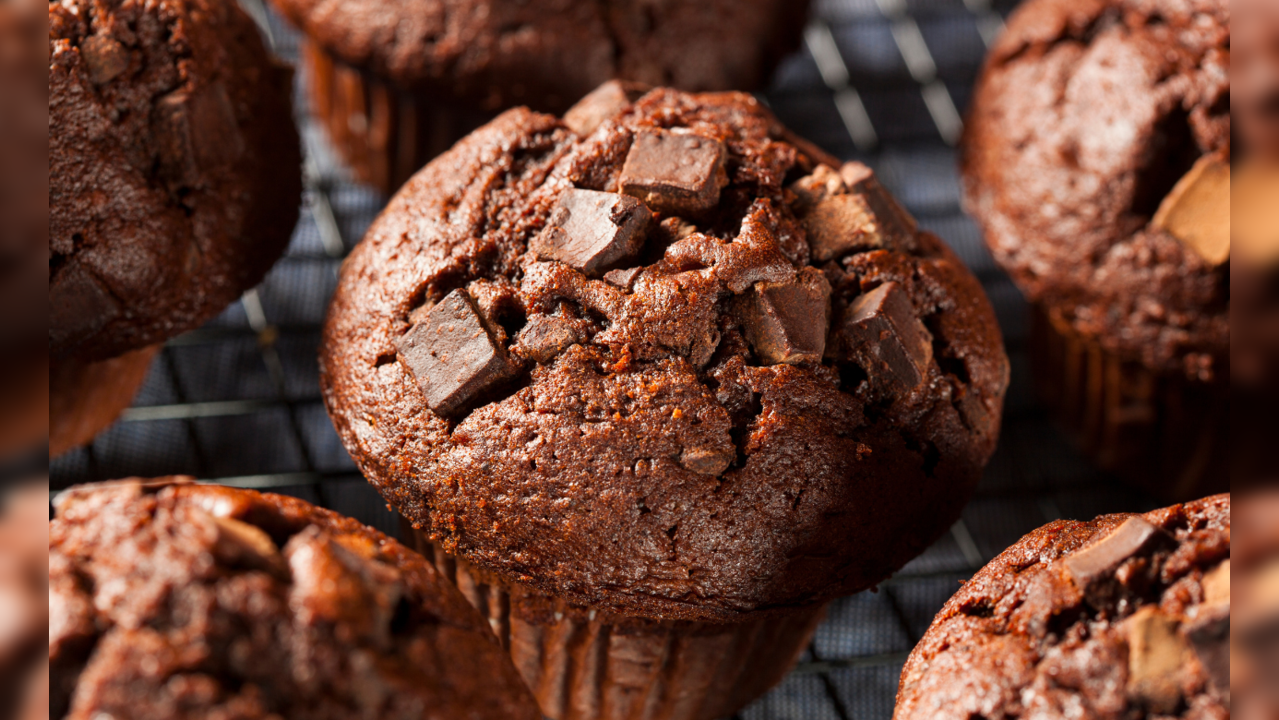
48 0 303 454
268 0 811 193
961 0 1229 500
321 85 1008 717
50 478 542 720
895 494 1230 720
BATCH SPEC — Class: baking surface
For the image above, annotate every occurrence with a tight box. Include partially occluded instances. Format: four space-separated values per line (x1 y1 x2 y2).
50 0 1160 717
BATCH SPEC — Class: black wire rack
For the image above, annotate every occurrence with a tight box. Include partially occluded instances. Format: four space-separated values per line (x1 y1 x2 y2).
50 0 1160 717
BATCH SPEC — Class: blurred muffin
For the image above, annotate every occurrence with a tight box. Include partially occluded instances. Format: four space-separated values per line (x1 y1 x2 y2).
1235 490 1279 719
0 482 48 720
268 0 811 193
48 0 302 455
962 0 1229 500
50 478 542 720
896 494 1230 720
321 85 1009 718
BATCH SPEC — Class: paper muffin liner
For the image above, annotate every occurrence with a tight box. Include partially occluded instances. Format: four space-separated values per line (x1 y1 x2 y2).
403 527 825 720
302 40 495 195
1029 304 1227 501
50 344 161 457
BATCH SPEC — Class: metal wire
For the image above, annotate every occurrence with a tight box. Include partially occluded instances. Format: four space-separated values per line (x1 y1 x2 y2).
50 1 1160 717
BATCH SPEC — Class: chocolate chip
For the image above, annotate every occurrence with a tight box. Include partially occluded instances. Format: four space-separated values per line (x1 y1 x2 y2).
563 80 650 136
736 267 831 366
1124 606 1189 714
1152 154 1230 266
603 267 643 291
514 316 582 363
210 515 284 576
1182 604 1229 692
154 83 245 185
531 189 652 275
803 163 918 262
680 447 734 476
619 129 728 215
838 282 933 399
396 289 514 417
1064 517 1174 608
80 34 128 84
1201 559 1230 605
50 262 120 351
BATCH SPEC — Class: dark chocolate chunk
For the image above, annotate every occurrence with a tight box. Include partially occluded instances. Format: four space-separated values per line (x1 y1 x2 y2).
530 189 652 275
603 267 643 291
839 282 933 399
680 447 734 476
619 129 728 215
50 263 121 351
154 83 245 185
736 267 831 366
1063 517 1174 607
80 34 128 84
1182 604 1229 692
514 316 582 363
396 289 513 416
797 162 918 262
563 80 650 137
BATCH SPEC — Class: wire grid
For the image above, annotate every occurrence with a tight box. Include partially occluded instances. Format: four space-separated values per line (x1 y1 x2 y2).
50 0 1161 717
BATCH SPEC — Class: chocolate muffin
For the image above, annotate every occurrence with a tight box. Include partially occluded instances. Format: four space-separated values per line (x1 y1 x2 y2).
50 478 542 720
0 482 49 720
269 0 810 193
1234 491 1279 717
48 0 303 453
321 85 1009 717
895 494 1230 720
961 0 1229 500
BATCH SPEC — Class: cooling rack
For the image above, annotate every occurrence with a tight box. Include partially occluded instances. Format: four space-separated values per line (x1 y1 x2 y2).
50 0 1160 717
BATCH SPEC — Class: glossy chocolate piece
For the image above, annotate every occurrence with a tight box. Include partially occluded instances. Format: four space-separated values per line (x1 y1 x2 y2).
1063 517 1172 606
1152 154 1231 266
839 282 933 398
531 189 651 275
619 129 727 214
799 163 917 262
396 289 512 416
563 80 650 137
736 267 831 365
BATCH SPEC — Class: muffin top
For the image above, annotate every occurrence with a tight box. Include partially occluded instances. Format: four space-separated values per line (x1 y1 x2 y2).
270 0 807 113
962 0 1229 378
49 0 302 361
50 478 541 720
895 494 1230 720
321 85 1009 622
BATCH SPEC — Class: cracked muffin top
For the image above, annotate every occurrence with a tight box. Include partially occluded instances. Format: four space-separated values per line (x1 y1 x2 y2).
321 85 1010 623
49 0 301 361
269 0 807 112
49 478 541 720
961 0 1229 378
895 494 1230 720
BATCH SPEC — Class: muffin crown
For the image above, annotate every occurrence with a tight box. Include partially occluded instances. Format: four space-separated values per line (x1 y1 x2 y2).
321 86 1009 621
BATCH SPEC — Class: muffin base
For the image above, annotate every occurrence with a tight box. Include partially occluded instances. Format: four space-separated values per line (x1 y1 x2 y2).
303 41 496 195
50 344 160 458
1029 305 1226 501
404 526 825 720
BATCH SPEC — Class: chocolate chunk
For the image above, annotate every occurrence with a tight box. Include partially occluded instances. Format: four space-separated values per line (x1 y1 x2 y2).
658 216 698 243
514 316 582 363
803 163 918 262
396 289 513 417
210 515 284 575
531 189 652 275
1182 604 1229 692
50 262 120 351
1063 517 1173 607
1152 154 1230 266
603 267 643 291
80 34 128 84
736 267 831 365
1201 559 1230 605
563 80 650 136
285 527 403 645
1124 606 1189 714
619 129 728 215
839 282 933 399
154 83 245 185
680 447 734 476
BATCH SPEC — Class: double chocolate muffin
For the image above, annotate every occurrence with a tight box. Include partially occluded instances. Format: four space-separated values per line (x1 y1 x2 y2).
50 478 542 720
269 0 811 193
321 85 1009 717
895 494 1230 720
962 0 1229 500
49 0 302 455
0 483 48 720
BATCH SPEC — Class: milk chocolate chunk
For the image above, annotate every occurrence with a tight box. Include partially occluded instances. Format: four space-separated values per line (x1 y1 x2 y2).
563 80 650 137
804 163 918 262
839 282 933 398
396 289 513 416
619 129 728 214
531 189 652 275
80 34 128 84
603 266 643 291
680 447 734 476
1124 606 1189 714
515 315 582 363
210 515 284 575
1153 154 1230 266
1064 517 1174 608
736 267 831 365
1183 604 1229 691
1201 559 1230 605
